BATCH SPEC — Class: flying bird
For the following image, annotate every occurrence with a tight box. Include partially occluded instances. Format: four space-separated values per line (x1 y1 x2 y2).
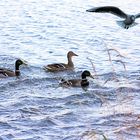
86 6 140 29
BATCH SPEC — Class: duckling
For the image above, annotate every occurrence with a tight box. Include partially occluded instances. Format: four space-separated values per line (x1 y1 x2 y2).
59 70 94 87
86 6 140 29
0 59 27 78
43 51 78 72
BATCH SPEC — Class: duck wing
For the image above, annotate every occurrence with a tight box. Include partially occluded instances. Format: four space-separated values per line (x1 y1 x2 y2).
48 63 66 68
44 63 68 72
68 79 81 87
86 6 127 18
0 68 15 77
0 69 8 77
60 79 81 87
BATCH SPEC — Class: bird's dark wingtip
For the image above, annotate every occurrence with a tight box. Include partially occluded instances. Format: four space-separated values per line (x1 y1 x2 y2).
86 8 95 12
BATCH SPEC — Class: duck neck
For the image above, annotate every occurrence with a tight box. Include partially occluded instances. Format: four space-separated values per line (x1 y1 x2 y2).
82 78 88 83
82 74 87 80
15 65 20 76
67 56 74 67
81 78 89 87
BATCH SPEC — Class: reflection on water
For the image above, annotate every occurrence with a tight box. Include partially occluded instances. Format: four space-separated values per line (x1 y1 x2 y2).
0 0 140 139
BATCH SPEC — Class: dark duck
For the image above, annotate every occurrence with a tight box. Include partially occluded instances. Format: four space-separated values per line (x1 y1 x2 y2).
0 59 27 78
59 70 94 88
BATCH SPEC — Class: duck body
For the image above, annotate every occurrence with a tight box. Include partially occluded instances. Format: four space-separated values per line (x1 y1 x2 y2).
60 78 88 87
45 63 73 72
0 59 27 78
86 6 140 29
60 70 93 87
0 68 17 77
44 51 78 72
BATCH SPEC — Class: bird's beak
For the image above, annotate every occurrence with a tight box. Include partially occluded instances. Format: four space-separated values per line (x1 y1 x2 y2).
86 8 95 12
22 60 28 66
73 53 78 56
90 74 94 79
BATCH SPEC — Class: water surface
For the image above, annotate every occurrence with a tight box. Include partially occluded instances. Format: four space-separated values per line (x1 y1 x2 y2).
0 0 140 139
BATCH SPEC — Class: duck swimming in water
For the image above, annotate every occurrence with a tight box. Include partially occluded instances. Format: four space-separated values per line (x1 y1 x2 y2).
59 70 94 88
0 59 27 78
43 51 78 72
86 6 140 29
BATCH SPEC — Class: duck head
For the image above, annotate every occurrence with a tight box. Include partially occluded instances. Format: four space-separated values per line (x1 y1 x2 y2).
15 59 28 76
67 51 78 58
15 59 27 68
81 70 94 79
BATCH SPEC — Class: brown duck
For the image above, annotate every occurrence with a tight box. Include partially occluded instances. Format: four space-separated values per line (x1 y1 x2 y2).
43 51 78 72
0 59 27 78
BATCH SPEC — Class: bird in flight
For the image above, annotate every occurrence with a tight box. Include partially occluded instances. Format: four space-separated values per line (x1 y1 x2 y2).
86 6 140 29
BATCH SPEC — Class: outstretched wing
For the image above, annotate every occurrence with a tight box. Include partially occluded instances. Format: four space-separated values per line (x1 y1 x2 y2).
86 6 127 18
135 13 140 18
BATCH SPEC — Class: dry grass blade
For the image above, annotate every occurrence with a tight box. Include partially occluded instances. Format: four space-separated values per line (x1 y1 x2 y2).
108 48 126 58
113 60 127 72
107 48 112 62
105 46 116 73
87 57 97 76
80 130 108 140
93 92 108 106
103 75 119 85
113 124 140 134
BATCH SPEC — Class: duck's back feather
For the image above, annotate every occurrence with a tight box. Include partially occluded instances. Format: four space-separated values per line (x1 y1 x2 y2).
44 63 73 72
0 68 15 77
60 79 81 87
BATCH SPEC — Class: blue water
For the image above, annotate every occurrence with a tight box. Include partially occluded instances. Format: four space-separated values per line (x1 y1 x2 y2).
0 0 140 139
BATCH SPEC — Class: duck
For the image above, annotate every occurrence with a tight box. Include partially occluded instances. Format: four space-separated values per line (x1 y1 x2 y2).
0 59 27 78
86 6 140 29
43 51 78 72
59 70 94 87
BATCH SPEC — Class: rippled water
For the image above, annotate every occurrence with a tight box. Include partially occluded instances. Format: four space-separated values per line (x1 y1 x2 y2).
0 0 140 139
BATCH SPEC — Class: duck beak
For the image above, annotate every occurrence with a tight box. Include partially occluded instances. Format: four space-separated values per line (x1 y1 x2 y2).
90 74 94 79
73 53 78 56
22 60 28 66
